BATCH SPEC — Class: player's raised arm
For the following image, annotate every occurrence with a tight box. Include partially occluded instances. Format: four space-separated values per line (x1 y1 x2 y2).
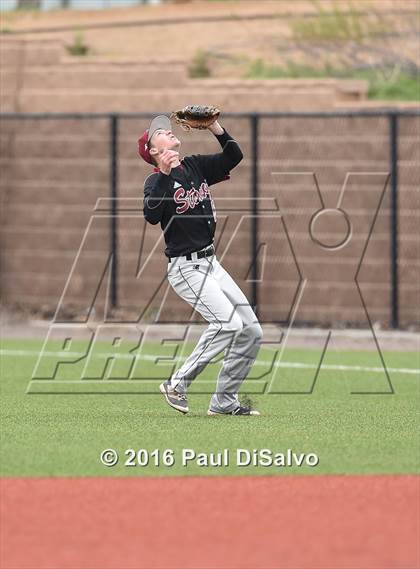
210 120 244 167
171 105 243 186
191 121 244 187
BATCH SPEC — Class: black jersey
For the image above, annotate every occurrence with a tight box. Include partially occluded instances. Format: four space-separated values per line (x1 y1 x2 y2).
143 129 243 258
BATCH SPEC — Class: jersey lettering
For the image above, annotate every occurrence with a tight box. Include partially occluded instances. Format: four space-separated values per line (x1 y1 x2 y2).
174 182 212 215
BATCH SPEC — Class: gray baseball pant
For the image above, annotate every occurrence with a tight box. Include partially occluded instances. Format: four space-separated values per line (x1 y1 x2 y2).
167 253 263 412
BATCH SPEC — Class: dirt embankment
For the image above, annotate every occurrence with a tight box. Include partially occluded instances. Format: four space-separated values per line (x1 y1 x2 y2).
1 0 418 78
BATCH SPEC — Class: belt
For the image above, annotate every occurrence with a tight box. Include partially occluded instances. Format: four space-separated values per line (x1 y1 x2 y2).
168 245 215 263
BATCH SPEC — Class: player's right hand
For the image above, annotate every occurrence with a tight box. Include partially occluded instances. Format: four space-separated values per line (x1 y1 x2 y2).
160 150 180 175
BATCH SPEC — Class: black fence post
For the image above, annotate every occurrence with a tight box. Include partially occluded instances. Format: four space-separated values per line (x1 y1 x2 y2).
389 112 399 329
250 113 259 317
110 114 119 309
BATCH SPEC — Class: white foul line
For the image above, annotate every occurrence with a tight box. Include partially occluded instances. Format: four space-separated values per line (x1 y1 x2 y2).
1 349 419 376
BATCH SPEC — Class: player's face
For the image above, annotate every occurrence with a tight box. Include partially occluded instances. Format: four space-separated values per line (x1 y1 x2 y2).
150 129 181 154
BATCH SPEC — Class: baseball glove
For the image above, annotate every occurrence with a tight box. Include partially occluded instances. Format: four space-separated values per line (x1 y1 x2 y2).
171 105 220 131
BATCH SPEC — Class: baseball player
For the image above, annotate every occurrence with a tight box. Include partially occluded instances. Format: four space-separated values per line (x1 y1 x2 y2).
138 111 262 416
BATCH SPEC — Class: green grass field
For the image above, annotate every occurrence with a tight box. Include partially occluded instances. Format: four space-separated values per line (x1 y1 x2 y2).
1 338 419 477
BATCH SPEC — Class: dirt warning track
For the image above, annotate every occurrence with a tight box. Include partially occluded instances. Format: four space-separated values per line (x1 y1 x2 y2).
1 475 418 569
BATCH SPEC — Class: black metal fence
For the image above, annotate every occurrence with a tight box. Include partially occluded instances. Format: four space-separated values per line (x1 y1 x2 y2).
1 110 419 328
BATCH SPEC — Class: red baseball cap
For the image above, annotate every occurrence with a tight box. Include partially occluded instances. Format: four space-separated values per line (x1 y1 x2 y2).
137 115 171 164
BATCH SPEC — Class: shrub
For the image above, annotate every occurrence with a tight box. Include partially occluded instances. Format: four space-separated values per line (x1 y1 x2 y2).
188 50 211 78
66 31 90 57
